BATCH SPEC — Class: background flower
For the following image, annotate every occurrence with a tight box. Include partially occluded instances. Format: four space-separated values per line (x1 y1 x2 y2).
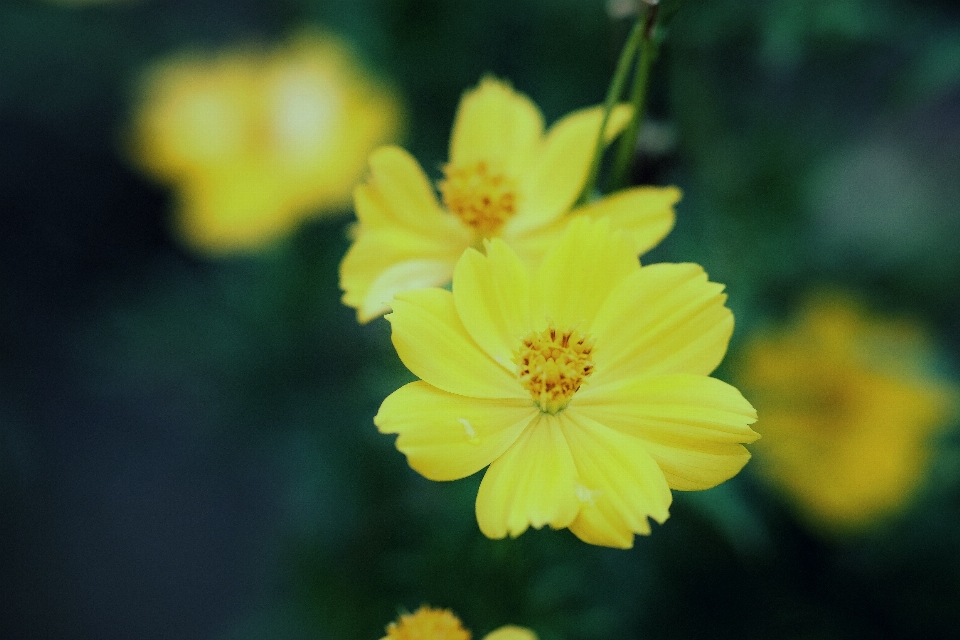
129 29 403 255
733 291 958 534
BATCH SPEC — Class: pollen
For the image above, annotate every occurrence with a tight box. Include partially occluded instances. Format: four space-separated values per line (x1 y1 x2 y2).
439 161 518 237
383 606 472 640
514 324 596 414
457 417 480 444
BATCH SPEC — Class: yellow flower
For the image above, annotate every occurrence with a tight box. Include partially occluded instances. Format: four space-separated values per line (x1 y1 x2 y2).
129 29 403 254
733 291 957 533
340 76 680 323
375 218 758 548
383 606 535 640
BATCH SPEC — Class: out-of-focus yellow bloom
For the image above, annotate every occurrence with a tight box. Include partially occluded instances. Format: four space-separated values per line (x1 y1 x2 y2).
383 606 535 640
734 291 957 533
375 218 758 548
130 30 402 254
340 76 680 323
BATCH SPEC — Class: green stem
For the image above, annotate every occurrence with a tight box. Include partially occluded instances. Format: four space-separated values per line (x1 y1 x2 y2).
609 3 660 191
576 15 647 206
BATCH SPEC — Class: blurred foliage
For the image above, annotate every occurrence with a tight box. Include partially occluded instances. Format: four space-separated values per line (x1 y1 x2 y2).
3 0 960 639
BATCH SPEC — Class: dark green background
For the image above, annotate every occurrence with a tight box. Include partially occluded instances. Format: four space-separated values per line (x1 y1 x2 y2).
3 0 960 638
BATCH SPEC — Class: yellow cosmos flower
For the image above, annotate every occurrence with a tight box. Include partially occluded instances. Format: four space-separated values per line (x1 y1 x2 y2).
375 218 758 548
734 292 958 534
383 606 535 640
340 76 680 323
130 29 402 254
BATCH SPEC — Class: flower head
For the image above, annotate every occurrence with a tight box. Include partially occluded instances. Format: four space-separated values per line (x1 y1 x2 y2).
375 218 758 548
733 292 957 534
340 76 680 322
129 29 403 254
383 606 535 640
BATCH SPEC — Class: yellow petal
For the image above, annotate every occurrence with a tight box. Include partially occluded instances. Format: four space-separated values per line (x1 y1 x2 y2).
449 77 545 178
361 146 450 233
507 103 632 237
571 185 679 254
340 152 472 322
375 381 537 481
358 256 457 323
531 217 638 332
175 169 297 254
575 374 759 491
508 185 679 269
475 413 580 539
482 627 538 640
452 241 532 369
389 288 525 399
589 262 733 385
560 409 672 548
339 224 464 323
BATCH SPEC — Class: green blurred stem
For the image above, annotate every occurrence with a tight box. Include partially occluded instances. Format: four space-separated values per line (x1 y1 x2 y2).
609 3 660 191
576 14 646 206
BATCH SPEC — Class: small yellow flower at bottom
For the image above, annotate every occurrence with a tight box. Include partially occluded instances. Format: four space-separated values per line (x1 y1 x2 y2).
129 29 403 255
374 217 759 548
383 606 535 640
733 291 958 534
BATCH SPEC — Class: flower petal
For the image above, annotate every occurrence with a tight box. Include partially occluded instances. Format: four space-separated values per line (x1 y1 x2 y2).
531 217 638 333
507 104 632 236
449 77 545 178
175 168 298 253
360 146 450 233
340 151 472 322
353 255 456 323
376 381 537 481
571 185 680 254
589 262 734 384
475 413 580 539
452 241 532 369
560 409 672 548
508 185 679 270
575 374 759 491
482 627 538 640
339 224 464 323
389 288 524 399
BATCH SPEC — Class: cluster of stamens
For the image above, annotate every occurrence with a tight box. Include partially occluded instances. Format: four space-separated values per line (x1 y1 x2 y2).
383 606 471 640
514 324 596 414
438 160 517 237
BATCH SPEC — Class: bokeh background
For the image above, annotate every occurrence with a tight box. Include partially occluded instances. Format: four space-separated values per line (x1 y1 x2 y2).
3 0 960 639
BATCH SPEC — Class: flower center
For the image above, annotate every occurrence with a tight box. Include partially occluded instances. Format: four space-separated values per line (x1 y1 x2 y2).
439 161 517 237
383 606 471 640
514 324 595 414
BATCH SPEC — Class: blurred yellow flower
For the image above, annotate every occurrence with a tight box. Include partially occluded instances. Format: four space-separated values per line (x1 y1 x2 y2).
129 29 403 254
383 606 535 640
375 218 758 548
340 76 680 323
734 292 957 533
